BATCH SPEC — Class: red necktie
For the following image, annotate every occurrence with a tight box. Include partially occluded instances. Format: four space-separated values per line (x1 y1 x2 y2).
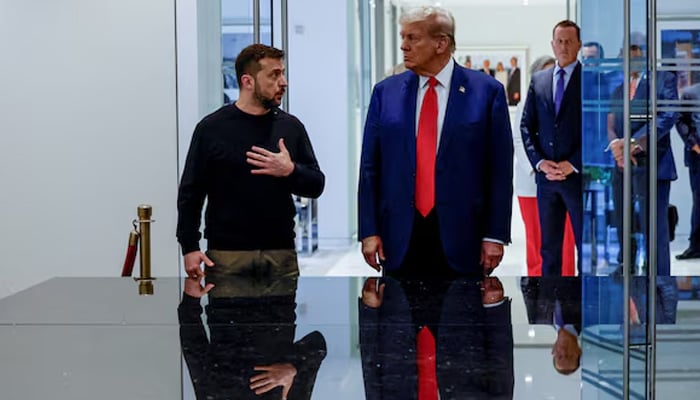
416 326 438 399
416 77 438 217
630 76 638 100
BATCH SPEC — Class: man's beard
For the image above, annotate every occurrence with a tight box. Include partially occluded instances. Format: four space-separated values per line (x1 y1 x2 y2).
253 82 282 110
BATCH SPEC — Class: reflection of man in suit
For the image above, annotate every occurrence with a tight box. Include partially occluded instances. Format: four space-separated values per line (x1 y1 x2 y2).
178 274 326 400
674 83 700 260
521 277 582 374
520 20 583 276
507 56 521 105
358 6 513 278
607 44 679 323
360 276 514 399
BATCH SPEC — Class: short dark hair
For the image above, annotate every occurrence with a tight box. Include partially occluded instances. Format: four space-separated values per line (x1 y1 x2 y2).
553 20 581 42
553 355 581 375
583 41 605 58
234 44 285 87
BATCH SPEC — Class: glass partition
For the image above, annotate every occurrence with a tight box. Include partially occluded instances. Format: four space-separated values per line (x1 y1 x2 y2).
221 0 272 105
580 0 700 397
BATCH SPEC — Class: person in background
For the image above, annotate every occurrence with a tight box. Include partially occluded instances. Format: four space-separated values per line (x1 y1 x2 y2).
507 56 521 106
521 20 583 276
674 82 700 260
512 55 576 277
581 41 611 169
385 62 408 77
481 59 495 76
495 61 509 91
464 55 472 69
607 44 679 323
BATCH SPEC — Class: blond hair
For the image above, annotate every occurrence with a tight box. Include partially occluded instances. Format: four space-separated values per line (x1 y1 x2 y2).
399 6 456 53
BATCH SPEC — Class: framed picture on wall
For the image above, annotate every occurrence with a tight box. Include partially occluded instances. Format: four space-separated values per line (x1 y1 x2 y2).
455 46 528 107
657 20 700 93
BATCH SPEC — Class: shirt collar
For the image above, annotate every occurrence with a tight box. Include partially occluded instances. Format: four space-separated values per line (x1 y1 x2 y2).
418 59 454 89
554 60 578 78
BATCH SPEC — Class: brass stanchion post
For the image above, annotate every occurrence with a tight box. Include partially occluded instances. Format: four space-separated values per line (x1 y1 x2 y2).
135 204 155 295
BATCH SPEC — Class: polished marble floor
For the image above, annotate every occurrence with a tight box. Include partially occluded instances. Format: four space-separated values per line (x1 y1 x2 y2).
2 207 700 399
1 272 699 399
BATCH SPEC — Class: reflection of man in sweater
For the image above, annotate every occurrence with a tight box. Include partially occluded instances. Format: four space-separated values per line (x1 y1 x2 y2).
675 83 700 260
179 275 327 400
177 43 325 285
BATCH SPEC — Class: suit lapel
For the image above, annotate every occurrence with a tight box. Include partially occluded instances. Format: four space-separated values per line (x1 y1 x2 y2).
404 73 419 173
637 73 649 100
437 63 468 163
544 68 555 116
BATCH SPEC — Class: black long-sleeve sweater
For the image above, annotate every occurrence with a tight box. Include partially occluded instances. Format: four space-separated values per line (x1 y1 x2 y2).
177 104 325 254
178 294 327 400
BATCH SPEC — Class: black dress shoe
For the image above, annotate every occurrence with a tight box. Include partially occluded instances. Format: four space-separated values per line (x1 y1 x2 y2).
675 248 700 260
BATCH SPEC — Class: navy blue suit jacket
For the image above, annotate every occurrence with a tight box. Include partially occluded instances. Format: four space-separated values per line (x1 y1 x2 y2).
609 71 679 180
358 62 514 273
359 277 514 400
676 83 700 167
520 63 582 183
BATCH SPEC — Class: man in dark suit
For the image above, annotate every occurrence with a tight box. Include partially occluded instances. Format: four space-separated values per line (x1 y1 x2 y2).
607 45 679 277
507 56 521 106
521 277 582 375
607 45 679 322
481 59 496 77
520 20 583 276
358 6 513 279
675 83 700 259
581 42 611 167
359 276 514 399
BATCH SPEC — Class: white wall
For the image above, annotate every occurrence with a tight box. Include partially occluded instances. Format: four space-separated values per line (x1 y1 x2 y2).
0 0 180 298
288 0 354 247
450 4 568 74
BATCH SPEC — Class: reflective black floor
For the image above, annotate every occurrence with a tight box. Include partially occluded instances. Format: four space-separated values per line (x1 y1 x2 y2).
1 275 699 399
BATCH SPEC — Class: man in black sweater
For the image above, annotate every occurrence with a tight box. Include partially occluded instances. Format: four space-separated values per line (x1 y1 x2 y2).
177 43 325 286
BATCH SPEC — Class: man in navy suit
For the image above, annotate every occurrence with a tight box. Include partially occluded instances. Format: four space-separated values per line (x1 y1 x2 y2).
358 6 513 278
520 20 583 276
675 82 700 260
607 45 679 322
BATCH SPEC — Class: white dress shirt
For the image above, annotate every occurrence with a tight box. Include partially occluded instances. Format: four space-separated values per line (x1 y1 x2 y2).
415 59 454 150
552 60 579 99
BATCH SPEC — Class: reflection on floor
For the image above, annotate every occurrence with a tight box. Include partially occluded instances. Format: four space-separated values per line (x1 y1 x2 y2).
2 206 699 399
296 224 700 399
